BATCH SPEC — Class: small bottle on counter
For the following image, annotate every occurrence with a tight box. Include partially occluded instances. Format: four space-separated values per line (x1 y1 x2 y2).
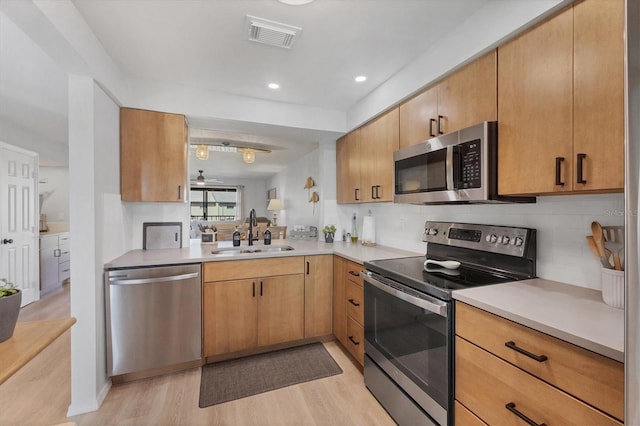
264 227 272 245
233 226 241 247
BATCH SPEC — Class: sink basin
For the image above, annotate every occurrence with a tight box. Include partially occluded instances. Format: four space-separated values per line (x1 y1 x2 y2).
211 246 295 256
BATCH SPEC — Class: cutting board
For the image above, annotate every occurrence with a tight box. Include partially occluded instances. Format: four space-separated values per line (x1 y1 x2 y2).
143 222 182 249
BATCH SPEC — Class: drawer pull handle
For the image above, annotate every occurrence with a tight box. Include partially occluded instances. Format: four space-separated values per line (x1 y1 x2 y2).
348 298 360 307
505 341 548 362
348 336 360 346
505 402 547 426
348 270 360 277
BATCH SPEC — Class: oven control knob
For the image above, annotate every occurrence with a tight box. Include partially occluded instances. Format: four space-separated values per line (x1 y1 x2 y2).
428 228 438 236
501 236 510 245
488 234 498 243
514 237 524 246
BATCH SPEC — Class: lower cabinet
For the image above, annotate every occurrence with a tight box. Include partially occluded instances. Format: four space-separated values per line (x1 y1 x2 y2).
40 232 71 295
203 255 333 358
455 302 624 425
333 255 365 365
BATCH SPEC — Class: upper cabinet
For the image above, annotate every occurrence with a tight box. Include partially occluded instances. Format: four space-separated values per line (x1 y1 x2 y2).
336 129 361 203
399 51 497 149
336 109 398 204
360 108 399 202
120 108 188 202
498 0 623 196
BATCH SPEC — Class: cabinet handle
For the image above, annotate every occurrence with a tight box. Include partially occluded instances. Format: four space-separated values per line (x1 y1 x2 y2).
576 153 587 184
429 118 436 137
260 281 263 296
252 282 256 297
505 402 546 426
348 298 360 307
348 336 360 346
505 341 548 362
437 115 444 135
555 157 565 186
306 261 310 275
348 270 360 277
376 185 381 199
371 186 376 199
178 185 182 200
54 248 61 257
354 188 360 201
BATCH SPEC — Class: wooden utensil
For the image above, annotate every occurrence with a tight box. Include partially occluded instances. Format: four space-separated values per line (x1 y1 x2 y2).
590 222 614 269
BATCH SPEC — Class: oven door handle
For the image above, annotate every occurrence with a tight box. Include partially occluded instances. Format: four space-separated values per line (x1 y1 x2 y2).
361 272 448 317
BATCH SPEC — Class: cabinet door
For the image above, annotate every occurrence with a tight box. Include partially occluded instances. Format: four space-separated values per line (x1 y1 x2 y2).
498 8 574 196
399 85 438 149
304 255 333 338
360 108 399 202
573 0 624 192
258 274 304 347
337 130 361 204
39 236 60 294
438 51 497 135
203 279 258 357
332 256 347 346
120 108 187 202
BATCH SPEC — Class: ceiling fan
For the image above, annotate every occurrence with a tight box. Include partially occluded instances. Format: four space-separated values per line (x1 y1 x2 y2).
191 170 223 186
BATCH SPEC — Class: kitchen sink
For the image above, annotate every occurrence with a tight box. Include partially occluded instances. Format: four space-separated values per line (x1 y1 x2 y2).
210 246 295 255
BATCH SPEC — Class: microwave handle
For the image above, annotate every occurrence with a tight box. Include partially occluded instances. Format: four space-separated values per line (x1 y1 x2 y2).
446 145 455 190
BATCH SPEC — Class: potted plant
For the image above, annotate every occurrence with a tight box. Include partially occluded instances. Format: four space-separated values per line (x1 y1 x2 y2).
0 278 21 343
323 225 336 243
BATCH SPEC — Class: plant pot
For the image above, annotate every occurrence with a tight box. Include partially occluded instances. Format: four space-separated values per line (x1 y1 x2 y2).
0 290 21 343
324 233 334 243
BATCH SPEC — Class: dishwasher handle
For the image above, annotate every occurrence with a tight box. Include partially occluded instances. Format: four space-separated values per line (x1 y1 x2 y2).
109 272 199 285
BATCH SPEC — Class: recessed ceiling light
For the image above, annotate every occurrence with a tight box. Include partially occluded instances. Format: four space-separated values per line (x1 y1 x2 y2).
355 75 367 83
278 0 314 5
268 83 280 89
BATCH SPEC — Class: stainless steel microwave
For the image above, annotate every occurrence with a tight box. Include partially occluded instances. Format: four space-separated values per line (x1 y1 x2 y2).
393 121 535 204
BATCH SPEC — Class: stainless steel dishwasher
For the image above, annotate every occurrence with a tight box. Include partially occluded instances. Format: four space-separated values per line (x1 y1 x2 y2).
105 263 202 376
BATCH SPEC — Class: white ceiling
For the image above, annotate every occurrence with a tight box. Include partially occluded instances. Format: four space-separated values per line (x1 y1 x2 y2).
1 0 492 178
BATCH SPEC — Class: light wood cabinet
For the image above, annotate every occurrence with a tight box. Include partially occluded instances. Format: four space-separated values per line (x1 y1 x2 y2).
399 51 497 149
203 257 305 357
455 302 624 424
332 255 365 365
120 107 188 202
336 129 361 203
359 108 399 202
498 0 624 196
304 255 333 338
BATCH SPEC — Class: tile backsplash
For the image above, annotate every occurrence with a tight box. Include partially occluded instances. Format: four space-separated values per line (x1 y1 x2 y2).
335 193 624 290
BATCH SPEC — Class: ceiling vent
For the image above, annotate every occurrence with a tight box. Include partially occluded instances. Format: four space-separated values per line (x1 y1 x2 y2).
246 15 301 49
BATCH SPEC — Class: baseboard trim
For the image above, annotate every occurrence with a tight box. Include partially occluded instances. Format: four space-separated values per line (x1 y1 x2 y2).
66 379 111 417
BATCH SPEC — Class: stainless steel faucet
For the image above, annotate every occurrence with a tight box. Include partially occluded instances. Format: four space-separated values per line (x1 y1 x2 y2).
248 209 258 246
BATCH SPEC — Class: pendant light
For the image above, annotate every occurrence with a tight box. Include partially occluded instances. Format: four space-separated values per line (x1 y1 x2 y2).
196 170 206 185
241 148 256 164
195 144 209 160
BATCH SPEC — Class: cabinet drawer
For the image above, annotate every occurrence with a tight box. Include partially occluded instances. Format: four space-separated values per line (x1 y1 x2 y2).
346 316 364 366
455 302 624 420
59 261 71 282
344 260 363 286
204 257 304 282
346 280 363 325
58 246 71 263
456 337 620 425
454 401 486 426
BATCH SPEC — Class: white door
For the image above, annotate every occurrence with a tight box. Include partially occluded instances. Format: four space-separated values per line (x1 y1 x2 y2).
0 142 39 306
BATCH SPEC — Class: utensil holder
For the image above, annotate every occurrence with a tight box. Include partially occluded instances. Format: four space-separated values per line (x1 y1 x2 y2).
601 268 624 309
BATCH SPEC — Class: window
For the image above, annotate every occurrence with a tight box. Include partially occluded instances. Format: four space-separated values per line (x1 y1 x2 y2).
190 186 243 222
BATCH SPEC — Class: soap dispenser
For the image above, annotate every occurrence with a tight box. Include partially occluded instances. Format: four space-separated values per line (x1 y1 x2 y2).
264 227 272 245
233 226 241 247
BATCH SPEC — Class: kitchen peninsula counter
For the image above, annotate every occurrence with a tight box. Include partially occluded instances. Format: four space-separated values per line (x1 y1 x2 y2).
453 278 624 362
105 239 420 269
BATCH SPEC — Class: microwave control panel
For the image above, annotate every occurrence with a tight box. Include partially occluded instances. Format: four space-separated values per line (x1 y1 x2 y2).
455 139 481 189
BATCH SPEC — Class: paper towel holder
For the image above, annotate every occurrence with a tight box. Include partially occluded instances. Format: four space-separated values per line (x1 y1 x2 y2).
361 210 377 247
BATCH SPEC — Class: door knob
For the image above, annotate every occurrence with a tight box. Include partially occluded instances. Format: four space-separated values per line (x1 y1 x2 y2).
2 238 13 245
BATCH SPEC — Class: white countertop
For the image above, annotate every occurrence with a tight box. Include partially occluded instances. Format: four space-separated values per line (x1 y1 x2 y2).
104 239 420 269
453 278 624 362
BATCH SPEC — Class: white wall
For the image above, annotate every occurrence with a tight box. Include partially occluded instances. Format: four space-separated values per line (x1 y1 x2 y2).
333 194 624 290
39 166 69 222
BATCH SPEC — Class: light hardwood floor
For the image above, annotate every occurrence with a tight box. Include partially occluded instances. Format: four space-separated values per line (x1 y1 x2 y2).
0 284 395 426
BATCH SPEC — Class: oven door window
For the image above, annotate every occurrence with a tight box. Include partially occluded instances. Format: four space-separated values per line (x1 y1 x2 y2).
394 148 447 194
364 282 450 410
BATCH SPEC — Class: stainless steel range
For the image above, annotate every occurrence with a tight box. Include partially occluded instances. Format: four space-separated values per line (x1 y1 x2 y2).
361 221 536 426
